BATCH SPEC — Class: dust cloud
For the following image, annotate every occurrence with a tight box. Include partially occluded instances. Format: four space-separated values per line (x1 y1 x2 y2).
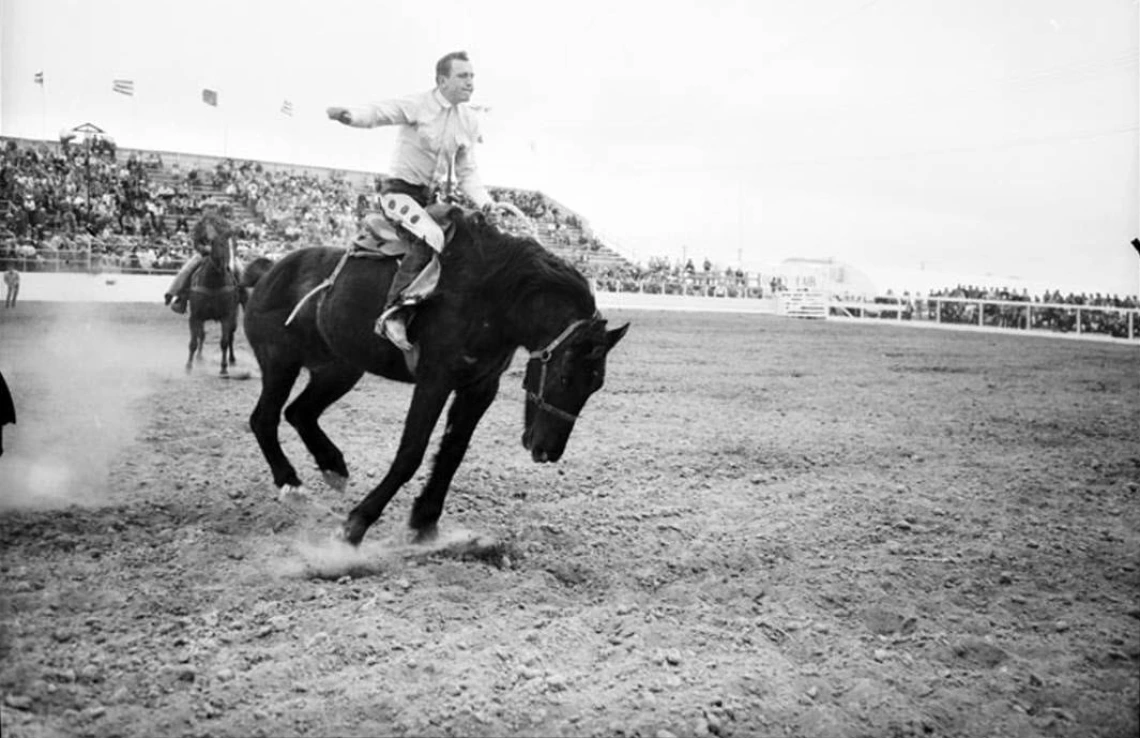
0 304 186 509
272 514 492 581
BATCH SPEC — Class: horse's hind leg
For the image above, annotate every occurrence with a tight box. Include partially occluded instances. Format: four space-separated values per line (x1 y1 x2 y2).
249 352 305 489
408 379 500 541
284 363 364 491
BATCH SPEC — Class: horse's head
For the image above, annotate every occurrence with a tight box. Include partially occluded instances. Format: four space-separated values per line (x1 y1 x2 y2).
192 213 234 273
521 315 629 463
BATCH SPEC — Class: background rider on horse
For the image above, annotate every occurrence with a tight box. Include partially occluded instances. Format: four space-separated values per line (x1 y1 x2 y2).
163 205 242 314
326 50 514 350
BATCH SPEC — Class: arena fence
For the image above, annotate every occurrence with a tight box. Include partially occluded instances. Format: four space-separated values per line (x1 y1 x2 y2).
1 250 180 275
6 252 1136 342
831 296 1140 341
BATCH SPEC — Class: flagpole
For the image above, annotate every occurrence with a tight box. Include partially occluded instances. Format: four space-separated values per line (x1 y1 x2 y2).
221 90 227 158
38 74 47 141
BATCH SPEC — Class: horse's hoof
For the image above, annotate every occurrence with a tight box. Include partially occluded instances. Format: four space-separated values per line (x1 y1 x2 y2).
329 526 354 547
411 523 439 546
321 470 348 492
278 485 309 505
341 516 368 546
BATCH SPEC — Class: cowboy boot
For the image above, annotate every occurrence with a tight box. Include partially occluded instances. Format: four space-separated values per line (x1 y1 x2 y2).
376 240 432 350
170 292 188 314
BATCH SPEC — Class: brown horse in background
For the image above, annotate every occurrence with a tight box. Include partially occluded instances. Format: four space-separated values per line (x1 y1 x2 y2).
186 214 241 375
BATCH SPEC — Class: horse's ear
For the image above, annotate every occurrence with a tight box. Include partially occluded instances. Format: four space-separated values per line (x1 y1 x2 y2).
606 322 630 351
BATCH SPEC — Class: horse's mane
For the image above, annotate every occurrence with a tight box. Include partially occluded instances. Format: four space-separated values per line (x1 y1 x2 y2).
444 212 595 316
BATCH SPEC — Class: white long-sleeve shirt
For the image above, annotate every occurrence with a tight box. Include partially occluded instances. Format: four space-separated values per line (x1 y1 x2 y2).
345 88 492 208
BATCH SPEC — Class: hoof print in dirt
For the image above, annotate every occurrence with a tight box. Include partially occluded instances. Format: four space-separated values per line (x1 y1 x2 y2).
945 637 1009 669
544 561 594 588
862 607 918 636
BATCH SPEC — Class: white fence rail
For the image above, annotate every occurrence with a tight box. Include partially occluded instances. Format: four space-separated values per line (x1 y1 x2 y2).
831 296 1140 341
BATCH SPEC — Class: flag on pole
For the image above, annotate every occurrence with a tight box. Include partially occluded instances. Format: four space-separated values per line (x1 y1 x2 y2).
112 79 134 96
280 99 293 117
34 71 44 85
201 88 218 107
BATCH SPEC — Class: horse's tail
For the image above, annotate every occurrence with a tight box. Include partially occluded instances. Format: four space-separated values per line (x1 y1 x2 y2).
239 257 275 308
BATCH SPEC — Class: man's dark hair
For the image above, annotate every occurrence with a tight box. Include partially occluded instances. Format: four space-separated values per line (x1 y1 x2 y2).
436 51 469 83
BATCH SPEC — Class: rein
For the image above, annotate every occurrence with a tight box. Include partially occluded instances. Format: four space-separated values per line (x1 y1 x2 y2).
524 313 596 424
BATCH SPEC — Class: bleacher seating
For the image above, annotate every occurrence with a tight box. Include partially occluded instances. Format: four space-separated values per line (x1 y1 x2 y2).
2 135 652 280
10 134 1131 337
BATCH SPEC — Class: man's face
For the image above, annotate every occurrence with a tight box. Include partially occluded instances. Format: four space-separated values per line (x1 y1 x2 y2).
438 59 475 105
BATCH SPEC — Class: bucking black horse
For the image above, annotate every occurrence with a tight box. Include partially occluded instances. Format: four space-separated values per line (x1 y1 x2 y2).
242 207 629 546
186 214 242 375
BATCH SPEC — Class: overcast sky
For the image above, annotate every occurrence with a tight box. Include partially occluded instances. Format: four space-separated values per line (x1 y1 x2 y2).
1 0 1138 294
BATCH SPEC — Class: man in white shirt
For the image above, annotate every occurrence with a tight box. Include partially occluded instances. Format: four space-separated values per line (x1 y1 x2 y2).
327 51 508 351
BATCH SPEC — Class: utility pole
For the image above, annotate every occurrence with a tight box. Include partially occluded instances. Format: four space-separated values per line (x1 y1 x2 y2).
1131 238 1139 298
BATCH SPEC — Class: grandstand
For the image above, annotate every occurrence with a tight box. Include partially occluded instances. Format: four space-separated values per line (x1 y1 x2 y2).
0 133 634 273
2 133 1137 341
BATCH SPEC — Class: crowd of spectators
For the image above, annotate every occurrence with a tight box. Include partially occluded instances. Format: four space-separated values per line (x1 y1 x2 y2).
218 158 363 247
922 284 1139 337
0 140 364 271
0 138 627 279
835 284 1139 339
2 137 1135 339
1 137 173 243
588 255 763 298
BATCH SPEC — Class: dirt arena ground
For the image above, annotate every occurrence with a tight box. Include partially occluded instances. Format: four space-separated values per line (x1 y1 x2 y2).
1 301 1137 738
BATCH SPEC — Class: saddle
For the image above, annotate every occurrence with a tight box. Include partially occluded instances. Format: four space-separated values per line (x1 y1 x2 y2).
351 197 457 255
285 197 456 329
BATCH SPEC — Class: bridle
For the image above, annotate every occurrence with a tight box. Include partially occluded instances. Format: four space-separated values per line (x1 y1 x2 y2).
191 241 237 294
524 314 596 424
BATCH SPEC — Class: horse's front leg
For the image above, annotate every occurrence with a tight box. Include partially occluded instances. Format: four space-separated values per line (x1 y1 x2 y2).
227 307 238 365
408 377 501 543
186 319 199 373
219 322 232 376
194 323 206 363
341 382 451 546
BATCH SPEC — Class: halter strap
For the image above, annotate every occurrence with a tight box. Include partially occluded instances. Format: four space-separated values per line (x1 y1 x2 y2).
528 317 591 363
524 312 599 424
